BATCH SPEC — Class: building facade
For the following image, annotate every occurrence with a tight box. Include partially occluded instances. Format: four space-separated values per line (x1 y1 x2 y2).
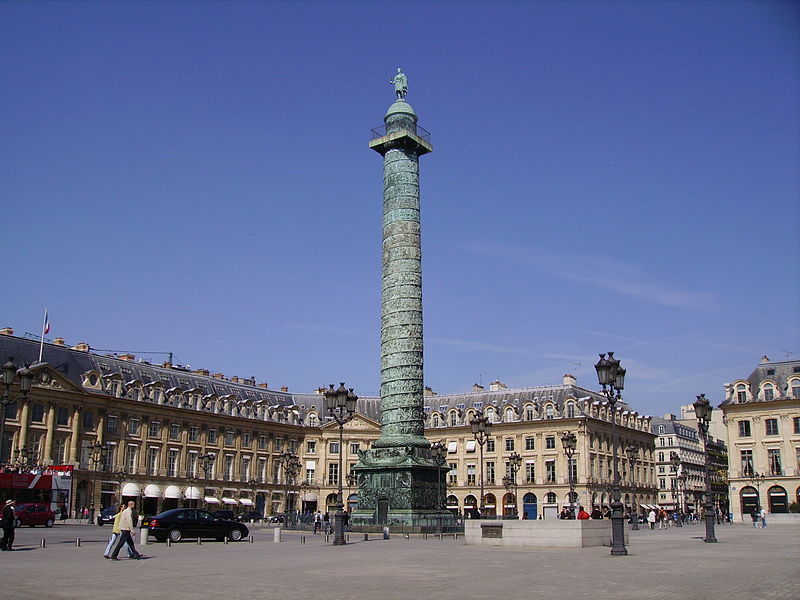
720 356 800 520
0 330 658 520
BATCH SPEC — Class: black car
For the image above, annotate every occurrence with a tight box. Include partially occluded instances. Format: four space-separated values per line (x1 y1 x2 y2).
148 508 249 543
237 511 263 523
97 506 118 526
211 509 236 521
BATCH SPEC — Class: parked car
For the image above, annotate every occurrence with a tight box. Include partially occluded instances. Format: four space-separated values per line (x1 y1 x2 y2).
237 511 263 523
211 509 235 521
148 508 249 543
13 503 55 528
97 506 118 526
268 513 285 523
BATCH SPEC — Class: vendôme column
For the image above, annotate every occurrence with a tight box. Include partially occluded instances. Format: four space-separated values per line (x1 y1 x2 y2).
351 69 450 530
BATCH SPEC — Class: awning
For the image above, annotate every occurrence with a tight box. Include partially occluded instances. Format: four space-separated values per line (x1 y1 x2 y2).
447 441 458 453
185 486 202 500
221 497 238 505
239 498 254 506
121 483 141 497
204 497 221 504
164 485 182 499
465 440 477 452
144 484 162 498
302 492 317 502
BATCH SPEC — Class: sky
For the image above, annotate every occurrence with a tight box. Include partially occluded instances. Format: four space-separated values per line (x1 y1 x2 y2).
1 1 798 418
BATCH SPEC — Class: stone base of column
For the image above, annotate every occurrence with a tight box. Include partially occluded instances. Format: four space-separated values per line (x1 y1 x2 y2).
350 447 453 532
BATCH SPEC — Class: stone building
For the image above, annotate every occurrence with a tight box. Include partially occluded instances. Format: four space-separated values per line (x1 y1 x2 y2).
0 329 658 519
720 356 800 520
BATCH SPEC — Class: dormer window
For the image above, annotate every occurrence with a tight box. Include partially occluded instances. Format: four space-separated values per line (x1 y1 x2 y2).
791 379 800 399
565 402 575 418
545 404 554 420
432 413 440 428
763 384 775 401
658 425 665 434
736 384 747 403
449 411 458 427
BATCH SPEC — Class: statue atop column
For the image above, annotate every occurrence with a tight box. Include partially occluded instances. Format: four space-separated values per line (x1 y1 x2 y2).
389 68 408 100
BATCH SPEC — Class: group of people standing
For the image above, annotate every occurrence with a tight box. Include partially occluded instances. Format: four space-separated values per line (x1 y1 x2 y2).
750 506 768 528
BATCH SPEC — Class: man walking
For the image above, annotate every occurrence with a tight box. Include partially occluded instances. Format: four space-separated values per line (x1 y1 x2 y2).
759 506 767 528
109 501 142 560
0 499 16 551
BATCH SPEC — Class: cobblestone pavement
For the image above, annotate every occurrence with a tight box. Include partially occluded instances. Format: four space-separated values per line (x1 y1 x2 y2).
2 522 797 600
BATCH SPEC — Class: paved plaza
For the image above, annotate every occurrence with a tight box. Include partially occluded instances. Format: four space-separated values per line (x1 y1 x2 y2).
1 522 797 600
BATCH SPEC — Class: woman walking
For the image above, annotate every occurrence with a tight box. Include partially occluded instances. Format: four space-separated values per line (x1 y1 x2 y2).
104 503 139 559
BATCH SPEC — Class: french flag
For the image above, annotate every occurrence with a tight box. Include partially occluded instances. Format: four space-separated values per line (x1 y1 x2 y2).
43 310 51 335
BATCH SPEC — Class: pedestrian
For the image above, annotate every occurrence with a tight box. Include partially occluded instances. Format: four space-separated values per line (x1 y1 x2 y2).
323 511 330 534
590 506 603 519
89 502 95 523
108 501 142 560
104 504 138 559
759 506 767 528
0 499 16 551
647 508 656 530
750 506 759 528
577 506 590 520
343 510 350 531
313 511 322 534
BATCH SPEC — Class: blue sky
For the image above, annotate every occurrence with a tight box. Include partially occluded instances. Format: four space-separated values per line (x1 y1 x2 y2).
1 1 798 417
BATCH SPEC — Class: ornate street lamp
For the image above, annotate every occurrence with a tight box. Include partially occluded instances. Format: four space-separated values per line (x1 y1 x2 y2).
595 351 628 555
470 413 492 517
677 473 687 521
199 452 215 509
669 451 683 527
693 393 717 543
430 441 447 532
113 469 127 504
503 451 522 519
1 359 33 463
345 470 358 515
247 477 260 518
88 441 108 517
561 433 577 518
626 444 639 530
280 450 301 526
745 469 766 515
324 382 357 546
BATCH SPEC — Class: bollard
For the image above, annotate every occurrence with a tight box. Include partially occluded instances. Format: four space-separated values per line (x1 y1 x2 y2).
224 536 229 544
346 534 349 542
404 533 410 540
140 526 148 546
197 537 202 546
75 538 81 547
301 536 305 544
40 538 46 548
439 533 443 540
383 527 390 540
423 533 427 541
166 538 172 547
454 533 458 540
248 535 254 544
363 533 368 541
273 527 282 543
324 534 329 543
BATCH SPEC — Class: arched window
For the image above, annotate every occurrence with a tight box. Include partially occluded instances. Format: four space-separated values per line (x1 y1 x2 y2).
485 407 498 423
565 402 575 418
432 414 440 428
546 492 557 503
522 493 537 504
658 425 665 434
524 404 534 421
545 404 554 420
736 384 747 403
446 495 459 508
762 383 775 401
505 407 515 422
307 413 318 427
449 411 458 427
791 379 800 400
768 485 788 513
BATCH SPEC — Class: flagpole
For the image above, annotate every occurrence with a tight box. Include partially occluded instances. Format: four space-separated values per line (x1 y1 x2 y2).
38 309 48 363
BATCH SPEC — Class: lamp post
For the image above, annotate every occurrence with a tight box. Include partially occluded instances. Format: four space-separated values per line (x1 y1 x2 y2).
745 470 766 515
669 451 683 527
324 382 357 546
199 452 215 510
1 359 33 464
470 413 492 518
503 451 522 519
594 351 628 556
693 393 717 543
88 441 108 518
113 469 127 504
280 450 301 526
345 471 357 515
561 433 577 519
431 441 447 531
626 444 639 530
186 472 198 508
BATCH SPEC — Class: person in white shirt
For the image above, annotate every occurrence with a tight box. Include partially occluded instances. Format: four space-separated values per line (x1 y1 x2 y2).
109 501 142 560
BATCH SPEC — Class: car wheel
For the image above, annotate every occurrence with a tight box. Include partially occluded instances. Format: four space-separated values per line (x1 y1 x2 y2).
168 528 183 542
45 519 54 528
228 528 243 542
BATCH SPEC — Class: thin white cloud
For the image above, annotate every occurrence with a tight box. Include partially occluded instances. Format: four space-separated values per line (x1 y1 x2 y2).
282 323 363 336
464 242 716 311
428 337 533 357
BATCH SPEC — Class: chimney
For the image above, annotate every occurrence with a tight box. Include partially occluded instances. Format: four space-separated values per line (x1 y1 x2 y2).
663 413 676 421
53 337 66 346
472 383 484 393
258 382 269 389
192 368 210 376
212 373 226 380
489 380 507 392
0 327 13 336
562 373 577 386
280 385 289 393
72 342 90 352
424 386 437 396
162 361 173 369
760 355 770 363
119 354 136 361
230 376 240 384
